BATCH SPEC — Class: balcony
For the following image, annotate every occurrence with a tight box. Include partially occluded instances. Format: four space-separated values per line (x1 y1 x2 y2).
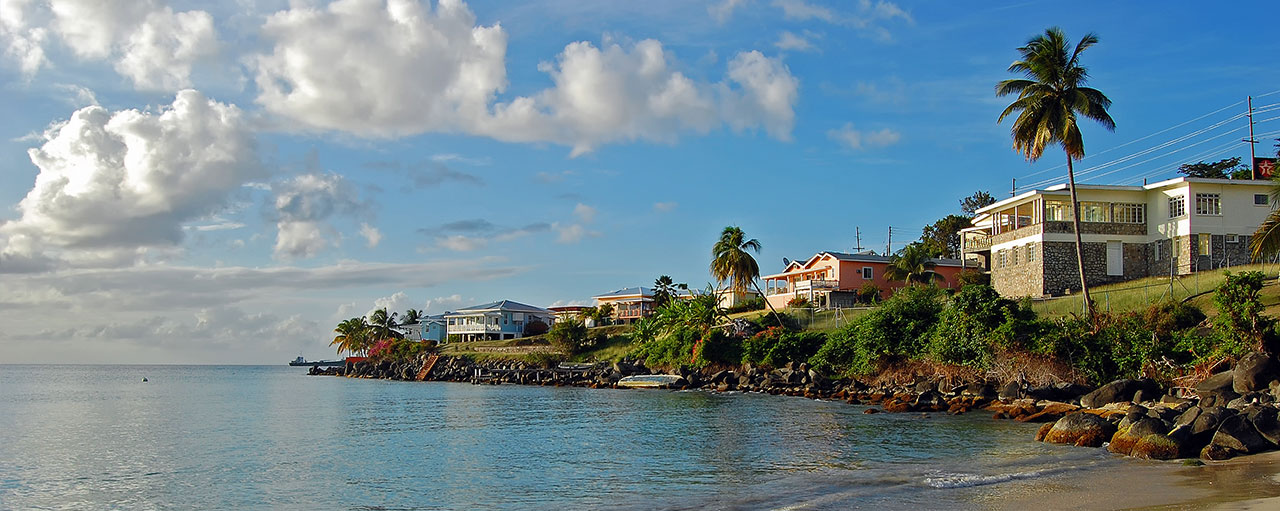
794 279 839 292
448 323 502 334
964 235 991 252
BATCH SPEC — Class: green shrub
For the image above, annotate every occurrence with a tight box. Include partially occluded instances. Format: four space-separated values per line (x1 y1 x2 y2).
547 319 590 354
1142 301 1205 339
742 327 826 367
858 282 882 304
725 296 766 314
809 285 944 374
632 327 736 369
926 284 1028 367
787 296 810 308
956 270 990 288
1212 271 1275 354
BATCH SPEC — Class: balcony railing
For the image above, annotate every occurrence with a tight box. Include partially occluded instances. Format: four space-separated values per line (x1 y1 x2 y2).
964 235 991 252
448 323 501 334
794 279 839 292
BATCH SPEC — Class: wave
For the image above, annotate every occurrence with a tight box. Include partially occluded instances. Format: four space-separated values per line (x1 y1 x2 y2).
923 466 1069 489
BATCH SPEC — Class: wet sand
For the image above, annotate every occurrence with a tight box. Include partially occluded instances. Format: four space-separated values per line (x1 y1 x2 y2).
969 451 1280 510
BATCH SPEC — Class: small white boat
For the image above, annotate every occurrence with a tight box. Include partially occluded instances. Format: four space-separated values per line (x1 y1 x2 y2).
617 374 684 388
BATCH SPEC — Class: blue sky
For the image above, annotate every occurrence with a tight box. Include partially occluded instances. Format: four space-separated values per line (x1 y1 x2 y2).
2 0 1277 363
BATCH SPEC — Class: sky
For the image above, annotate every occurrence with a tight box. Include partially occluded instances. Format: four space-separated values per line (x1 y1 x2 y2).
2 0 1278 364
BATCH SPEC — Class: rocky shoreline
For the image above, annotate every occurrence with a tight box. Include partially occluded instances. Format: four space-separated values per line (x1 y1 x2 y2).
311 350 1280 462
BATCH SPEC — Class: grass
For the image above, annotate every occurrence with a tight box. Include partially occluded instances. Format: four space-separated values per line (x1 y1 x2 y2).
1031 263 1280 318
730 307 873 332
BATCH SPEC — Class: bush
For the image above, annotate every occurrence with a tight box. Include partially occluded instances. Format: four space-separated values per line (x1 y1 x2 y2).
547 319 590 355
787 296 810 308
1212 271 1275 354
741 327 826 367
1141 301 1205 339
810 285 944 374
1029 312 1173 384
926 285 1024 367
632 327 736 369
957 270 990 288
524 318 550 336
726 296 766 314
858 282 882 304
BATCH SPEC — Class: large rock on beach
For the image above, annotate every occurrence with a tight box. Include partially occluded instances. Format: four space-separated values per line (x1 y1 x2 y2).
1017 402 1081 423
1109 417 1169 456
1130 434 1183 460
1234 352 1280 394
1080 379 1160 408
1042 412 1117 448
1202 414 1271 460
1246 406 1280 446
1196 371 1240 407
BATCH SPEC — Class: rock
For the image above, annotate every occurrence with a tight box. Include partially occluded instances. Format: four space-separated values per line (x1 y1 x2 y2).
1042 413 1117 448
1131 434 1183 460
914 390 947 411
863 408 881 414
1080 379 1161 408
1203 414 1270 460
883 400 913 413
1196 371 1240 407
999 380 1022 400
1109 418 1168 456
914 380 937 394
1247 406 1280 447
963 383 998 401
1234 352 1280 394
1035 422 1055 442
1017 402 1081 423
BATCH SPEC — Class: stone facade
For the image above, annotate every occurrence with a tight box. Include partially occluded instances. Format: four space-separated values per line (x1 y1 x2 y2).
991 243 1043 297
1043 220 1147 236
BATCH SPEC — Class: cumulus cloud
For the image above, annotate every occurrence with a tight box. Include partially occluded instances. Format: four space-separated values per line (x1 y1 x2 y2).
573 203 597 223
438 234 487 252
250 0 799 154
653 201 678 212
827 122 901 150
368 291 423 318
0 0 219 88
271 173 367 260
0 89 260 272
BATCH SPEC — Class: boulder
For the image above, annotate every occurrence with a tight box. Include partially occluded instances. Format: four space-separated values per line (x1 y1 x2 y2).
1130 434 1183 460
1247 406 1280 447
1196 371 1240 407
999 380 1022 400
914 390 947 411
914 380 937 394
1042 412 1117 448
1109 418 1169 456
1035 422 1055 442
1202 414 1271 460
1017 402 1081 423
1234 352 1280 394
1080 379 1161 408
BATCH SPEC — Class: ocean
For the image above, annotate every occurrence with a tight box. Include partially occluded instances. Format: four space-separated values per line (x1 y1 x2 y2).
0 365 1180 510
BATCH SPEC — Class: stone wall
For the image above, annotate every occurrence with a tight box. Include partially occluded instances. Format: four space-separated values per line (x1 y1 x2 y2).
1043 221 1147 236
991 243 1044 298
1193 234 1254 271
1038 241 1150 296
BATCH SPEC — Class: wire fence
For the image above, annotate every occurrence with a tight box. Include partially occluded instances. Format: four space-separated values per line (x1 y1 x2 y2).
1029 262 1280 317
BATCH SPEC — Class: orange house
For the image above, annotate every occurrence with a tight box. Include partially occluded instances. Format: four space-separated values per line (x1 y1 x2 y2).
761 251 967 309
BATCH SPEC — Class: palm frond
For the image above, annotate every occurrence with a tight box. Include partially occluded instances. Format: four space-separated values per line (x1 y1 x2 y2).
1250 210 1280 261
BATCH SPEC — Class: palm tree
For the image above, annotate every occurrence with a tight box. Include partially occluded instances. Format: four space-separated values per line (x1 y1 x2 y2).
997 27 1115 320
654 275 677 307
884 243 944 285
710 226 781 324
368 307 401 341
331 317 371 356
401 308 423 327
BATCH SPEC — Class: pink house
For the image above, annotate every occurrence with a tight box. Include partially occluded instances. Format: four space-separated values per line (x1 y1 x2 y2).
761 251 967 309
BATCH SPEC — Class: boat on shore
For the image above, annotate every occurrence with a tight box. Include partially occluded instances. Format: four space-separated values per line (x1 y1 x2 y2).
289 356 345 367
617 374 685 388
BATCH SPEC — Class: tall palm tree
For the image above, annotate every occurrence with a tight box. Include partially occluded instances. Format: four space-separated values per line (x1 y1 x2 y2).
401 308 423 327
368 307 401 341
710 226 781 324
331 317 370 356
884 243 944 285
654 275 678 307
997 27 1115 320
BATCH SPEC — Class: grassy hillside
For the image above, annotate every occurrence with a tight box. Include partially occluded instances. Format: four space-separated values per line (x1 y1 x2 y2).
1030 263 1280 318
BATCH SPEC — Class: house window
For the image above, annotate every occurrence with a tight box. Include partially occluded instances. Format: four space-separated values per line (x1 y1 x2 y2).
1010 247 1018 265
1113 203 1145 224
1153 242 1161 260
1256 194 1270 206
1079 202 1110 222
1195 193 1221 215
1169 195 1186 217
1172 238 1181 258
1198 233 1212 256
1045 200 1072 221
861 267 873 279
1026 244 1035 262
1226 234 1239 243
996 250 1006 268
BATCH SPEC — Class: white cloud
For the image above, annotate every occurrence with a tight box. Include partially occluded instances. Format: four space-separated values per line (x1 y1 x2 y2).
0 89 260 271
775 31 815 52
709 0 747 23
438 234 487 252
827 122 901 150
573 203 597 223
426 293 467 313
250 0 799 154
653 201 678 212
369 291 422 319
771 0 911 42
773 0 835 22
534 170 575 183
271 173 367 260
52 83 99 107
0 0 220 88
553 222 599 244
359 222 382 248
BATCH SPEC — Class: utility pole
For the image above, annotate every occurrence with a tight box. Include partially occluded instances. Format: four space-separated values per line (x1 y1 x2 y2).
1245 96 1258 179
886 226 892 256
854 227 863 252
1011 178 1016 196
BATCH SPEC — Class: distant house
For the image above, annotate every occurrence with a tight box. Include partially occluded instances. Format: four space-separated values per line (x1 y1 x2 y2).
761 251 965 310
714 288 760 309
398 314 446 343
547 305 589 323
961 177 1273 297
444 300 554 341
593 287 658 323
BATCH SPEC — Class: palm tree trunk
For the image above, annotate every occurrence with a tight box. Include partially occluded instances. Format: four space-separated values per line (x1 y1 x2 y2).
751 280 785 327
1066 155 1096 321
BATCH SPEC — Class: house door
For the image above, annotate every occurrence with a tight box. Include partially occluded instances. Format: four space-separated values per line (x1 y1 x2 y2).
1106 241 1123 276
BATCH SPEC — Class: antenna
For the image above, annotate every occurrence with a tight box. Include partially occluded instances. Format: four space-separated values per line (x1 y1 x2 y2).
886 226 892 256
782 257 791 266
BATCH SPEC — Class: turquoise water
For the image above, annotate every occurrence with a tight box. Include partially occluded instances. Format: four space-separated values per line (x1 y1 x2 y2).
0 365 1128 509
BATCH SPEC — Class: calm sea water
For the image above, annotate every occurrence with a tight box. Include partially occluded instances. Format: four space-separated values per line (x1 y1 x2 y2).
0 365 1138 510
